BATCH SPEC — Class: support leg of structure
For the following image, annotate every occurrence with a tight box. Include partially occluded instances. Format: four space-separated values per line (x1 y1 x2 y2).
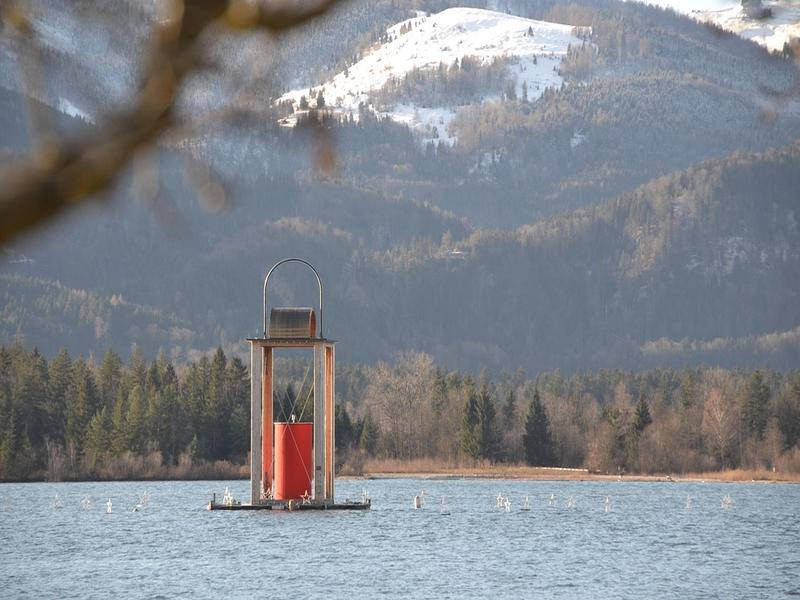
250 344 262 505
313 344 325 501
325 344 335 500
262 347 274 499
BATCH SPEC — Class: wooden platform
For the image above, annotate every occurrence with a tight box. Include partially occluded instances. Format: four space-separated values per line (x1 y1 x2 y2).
208 498 371 511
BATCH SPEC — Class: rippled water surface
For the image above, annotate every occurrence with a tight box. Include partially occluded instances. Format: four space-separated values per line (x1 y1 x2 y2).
1 478 798 598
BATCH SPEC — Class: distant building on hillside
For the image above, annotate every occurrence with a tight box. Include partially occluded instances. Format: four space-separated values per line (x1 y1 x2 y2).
741 0 773 20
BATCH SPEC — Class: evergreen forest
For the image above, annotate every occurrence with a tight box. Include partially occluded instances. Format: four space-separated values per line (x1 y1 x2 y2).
2 344 799 481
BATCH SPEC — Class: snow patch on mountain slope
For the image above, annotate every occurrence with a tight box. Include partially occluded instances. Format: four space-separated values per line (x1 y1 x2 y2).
630 1 800 52
694 1 800 52
278 7 587 144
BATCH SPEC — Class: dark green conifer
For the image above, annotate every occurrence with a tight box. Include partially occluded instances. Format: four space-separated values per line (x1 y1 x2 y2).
744 370 770 439
461 384 481 459
634 396 652 434
523 389 554 466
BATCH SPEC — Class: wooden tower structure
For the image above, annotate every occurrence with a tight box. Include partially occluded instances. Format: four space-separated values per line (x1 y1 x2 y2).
210 258 368 511
249 258 335 505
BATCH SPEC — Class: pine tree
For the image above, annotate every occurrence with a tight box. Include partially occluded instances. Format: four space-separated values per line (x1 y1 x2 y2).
504 82 517 101
124 346 147 393
460 386 481 459
158 367 184 462
204 347 229 460
84 406 112 471
20 348 49 448
186 434 199 462
744 370 770 439
477 379 500 461
523 389 554 466
776 380 800 449
432 367 446 414
502 388 516 428
335 404 354 451
148 354 178 455
634 396 652 434
680 370 697 410
64 358 98 454
359 412 379 455
46 348 73 445
111 389 127 455
0 392 17 479
226 357 249 458
124 385 146 454
182 362 205 441
0 401 32 480
98 349 122 410
145 383 161 453
145 359 161 394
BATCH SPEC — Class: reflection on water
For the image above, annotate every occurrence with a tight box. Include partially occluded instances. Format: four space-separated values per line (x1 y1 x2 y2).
0 478 798 598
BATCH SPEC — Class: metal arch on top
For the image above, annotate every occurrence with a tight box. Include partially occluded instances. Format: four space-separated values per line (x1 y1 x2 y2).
263 258 324 338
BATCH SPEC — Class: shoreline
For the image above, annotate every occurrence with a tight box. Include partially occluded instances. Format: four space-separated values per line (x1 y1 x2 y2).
343 464 800 483
3 466 798 485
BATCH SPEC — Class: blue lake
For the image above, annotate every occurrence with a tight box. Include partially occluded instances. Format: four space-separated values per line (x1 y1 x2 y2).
1 478 798 598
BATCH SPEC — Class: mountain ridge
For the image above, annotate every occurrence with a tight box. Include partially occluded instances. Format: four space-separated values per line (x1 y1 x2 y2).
4 140 799 371
1 0 798 374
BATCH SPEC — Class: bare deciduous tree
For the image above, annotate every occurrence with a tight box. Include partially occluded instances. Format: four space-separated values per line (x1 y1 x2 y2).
702 386 738 468
366 351 435 460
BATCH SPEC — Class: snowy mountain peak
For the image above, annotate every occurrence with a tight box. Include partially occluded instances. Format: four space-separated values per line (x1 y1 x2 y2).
377 7 579 75
278 7 588 144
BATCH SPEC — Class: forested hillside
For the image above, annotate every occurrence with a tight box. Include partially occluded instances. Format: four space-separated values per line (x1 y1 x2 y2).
5 142 799 371
342 143 800 372
1 0 799 373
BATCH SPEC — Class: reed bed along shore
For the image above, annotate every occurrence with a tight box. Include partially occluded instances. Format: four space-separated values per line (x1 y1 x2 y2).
350 458 800 483
6 453 797 484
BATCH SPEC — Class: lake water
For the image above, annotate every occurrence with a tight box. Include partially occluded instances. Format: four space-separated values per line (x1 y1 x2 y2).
1 478 798 599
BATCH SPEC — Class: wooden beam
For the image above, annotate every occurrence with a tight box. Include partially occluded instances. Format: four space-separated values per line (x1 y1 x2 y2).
250 343 262 505
247 337 333 348
325 344 335 500
313 344 325 501
262 347 274 496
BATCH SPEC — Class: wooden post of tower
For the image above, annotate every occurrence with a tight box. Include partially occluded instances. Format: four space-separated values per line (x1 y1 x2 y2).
324 343 335 499
249 343 262 504
262 346 273 498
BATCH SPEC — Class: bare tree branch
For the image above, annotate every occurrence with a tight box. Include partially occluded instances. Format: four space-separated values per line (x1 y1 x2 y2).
0 0 345 244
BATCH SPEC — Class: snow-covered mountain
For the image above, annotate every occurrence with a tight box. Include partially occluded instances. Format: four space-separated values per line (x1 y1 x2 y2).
278 7 588 144
632 1 800 52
